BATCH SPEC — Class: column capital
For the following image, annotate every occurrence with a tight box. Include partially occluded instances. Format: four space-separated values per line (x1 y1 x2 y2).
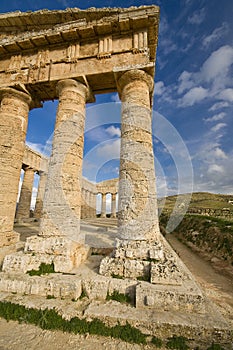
117 69 154 95
56 78 93 103
0 86 31 106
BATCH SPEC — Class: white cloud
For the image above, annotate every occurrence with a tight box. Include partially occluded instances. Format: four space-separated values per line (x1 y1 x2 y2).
179 86 208 107
188 8 205 25
26 140 52 157
177 71 194 94
202 23 228 47
96 139 121 159
213 147 227 159
210 123 227 133
177 45 233 107
207 164 224 174
204 112 226 122
208 101 229 111
199 45 233 83
154 81 165 96
218 88 233 102
111 93 120 103
105 125 121 138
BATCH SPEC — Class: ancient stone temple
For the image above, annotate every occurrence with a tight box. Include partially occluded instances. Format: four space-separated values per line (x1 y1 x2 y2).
0 5 161 274
0 7 232 346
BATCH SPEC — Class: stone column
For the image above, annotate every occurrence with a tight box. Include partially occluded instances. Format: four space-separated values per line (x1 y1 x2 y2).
16 167 35 221
100 193 106 218
100 69 162 279
34 170 47 219
83 189 91 219
111 193 117 218
14 79 91 273
0 86 31 248
117 69 160 240
91 193 97 218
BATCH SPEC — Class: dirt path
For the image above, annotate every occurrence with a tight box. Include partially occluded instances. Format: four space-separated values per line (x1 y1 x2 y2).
166 233 233 324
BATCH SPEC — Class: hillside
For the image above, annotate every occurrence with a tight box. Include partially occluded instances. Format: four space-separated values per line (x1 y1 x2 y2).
158 192 233 214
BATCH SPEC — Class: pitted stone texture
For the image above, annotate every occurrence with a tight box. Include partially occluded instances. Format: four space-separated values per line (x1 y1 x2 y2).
0 86 31 247
82 276 109 300
117 69 160 242
0 272 82 300
136 281 205 313
40 79 90 241
114 238 164 260
3 238 89 273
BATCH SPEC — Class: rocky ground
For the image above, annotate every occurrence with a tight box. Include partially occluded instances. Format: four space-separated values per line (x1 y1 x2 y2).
0 220 232 349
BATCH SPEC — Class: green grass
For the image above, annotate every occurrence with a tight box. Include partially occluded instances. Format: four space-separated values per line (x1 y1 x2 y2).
166 335 189 350
46 295 56 300
207 344 225 350
0 301 147 345
27 263 55 276
151 336 163 347
106 290 132 304
0 301 229 348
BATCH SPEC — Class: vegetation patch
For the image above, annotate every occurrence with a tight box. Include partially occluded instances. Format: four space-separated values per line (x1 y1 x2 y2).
136 275 150 282
166 335 189 350
151 336 163 347
0 301 147 344
79 289 88 300
27 262 55 276
46 295 56 300
106 290 131 304
207 344 225 350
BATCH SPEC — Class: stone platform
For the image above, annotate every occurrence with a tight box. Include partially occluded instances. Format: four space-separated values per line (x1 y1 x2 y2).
0 256 232 348
0 221 232 348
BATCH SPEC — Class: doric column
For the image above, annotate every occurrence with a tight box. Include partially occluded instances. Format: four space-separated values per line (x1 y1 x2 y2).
111 193 117 218
0 86 31 247
12 79 91 273
40 79 89 242
100 193 106 218
100 69 162 279
34 170 47 219
91 193 97 218
16 167 35 221
117 69 160 240
85 189 91 219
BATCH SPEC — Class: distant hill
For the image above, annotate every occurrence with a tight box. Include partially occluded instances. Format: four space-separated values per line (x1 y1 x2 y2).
158 192 233 214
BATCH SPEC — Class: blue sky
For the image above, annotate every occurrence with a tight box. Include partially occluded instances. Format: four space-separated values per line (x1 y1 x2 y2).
1 0 233 200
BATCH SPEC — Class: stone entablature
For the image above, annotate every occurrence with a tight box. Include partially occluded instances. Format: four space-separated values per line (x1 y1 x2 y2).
0 6 159 104
23 145 48 172
96 178 118 195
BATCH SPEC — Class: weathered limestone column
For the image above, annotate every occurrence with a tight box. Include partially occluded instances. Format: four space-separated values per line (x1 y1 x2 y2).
40 79 89 239
3 79 91 273
100 69 163 279
16 167 35 221
111 193 117 218
87 191 92 218
0 86 31 248
117 69 160 240
91 193 97 218
100 193 106 218
34 170 47 219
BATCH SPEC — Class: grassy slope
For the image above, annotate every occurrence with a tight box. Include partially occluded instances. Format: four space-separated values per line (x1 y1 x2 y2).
158 192 233 213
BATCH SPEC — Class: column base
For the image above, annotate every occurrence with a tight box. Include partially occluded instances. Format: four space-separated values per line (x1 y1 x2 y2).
2 235 90 274
99 235 205 312
100 236 196 285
